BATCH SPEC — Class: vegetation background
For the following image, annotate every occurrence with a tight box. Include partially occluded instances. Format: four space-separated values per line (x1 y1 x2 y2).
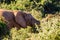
0 0 60 40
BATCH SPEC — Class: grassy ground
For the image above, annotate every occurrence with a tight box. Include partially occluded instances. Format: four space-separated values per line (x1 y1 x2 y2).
0 10 60 40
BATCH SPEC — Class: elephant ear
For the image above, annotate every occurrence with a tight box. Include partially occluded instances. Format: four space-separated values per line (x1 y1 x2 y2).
15 11 27 28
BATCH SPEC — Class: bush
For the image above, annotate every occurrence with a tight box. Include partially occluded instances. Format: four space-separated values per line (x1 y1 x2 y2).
1 14 60 40
0 17 9 38
0 0 60 40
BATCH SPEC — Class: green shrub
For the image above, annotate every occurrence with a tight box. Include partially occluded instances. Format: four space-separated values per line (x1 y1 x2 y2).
1 14 60 40
0 18 9 37
0 0 60 40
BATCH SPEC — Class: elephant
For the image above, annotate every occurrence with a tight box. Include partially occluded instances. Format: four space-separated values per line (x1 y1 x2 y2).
0 9 40 29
